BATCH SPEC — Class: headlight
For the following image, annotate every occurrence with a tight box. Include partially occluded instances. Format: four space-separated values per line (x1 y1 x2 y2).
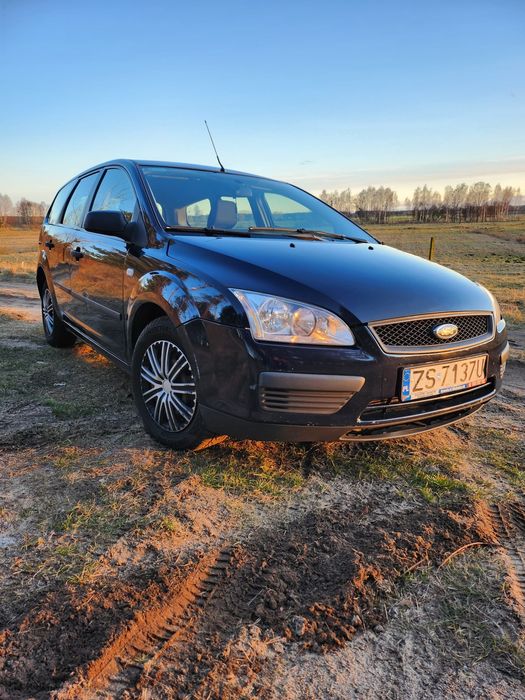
493 297 506 333
231 290 355 346
480 285 505 333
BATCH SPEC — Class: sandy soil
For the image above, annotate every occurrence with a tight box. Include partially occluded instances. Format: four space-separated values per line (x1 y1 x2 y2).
0 280 40 321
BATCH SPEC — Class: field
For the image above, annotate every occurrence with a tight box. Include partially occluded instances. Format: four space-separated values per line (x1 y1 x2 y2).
0 227 38 281
0 222 524 699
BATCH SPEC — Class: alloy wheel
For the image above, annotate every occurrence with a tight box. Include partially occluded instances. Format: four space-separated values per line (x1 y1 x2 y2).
42 288 54 335
140 339 197 432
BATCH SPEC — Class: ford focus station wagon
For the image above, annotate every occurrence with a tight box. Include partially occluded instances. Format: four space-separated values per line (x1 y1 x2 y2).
37 160 509 449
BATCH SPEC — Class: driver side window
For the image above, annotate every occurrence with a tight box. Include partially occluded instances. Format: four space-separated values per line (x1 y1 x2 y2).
92 169 137 222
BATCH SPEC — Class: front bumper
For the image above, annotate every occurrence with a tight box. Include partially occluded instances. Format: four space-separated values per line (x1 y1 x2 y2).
184 318 508 442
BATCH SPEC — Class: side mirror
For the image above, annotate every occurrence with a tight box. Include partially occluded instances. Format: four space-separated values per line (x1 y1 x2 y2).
84 210 128 236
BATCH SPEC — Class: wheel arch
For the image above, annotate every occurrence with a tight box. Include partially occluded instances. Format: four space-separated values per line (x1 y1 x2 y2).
129 302 167 349
36 265 47 296
127 271 200 355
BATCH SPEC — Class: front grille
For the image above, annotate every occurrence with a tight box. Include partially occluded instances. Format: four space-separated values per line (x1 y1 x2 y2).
370 314 491 352
259 388 352 414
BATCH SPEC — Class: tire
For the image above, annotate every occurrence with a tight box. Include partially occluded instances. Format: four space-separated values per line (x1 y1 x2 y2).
131 317 222 450
41 283 76 348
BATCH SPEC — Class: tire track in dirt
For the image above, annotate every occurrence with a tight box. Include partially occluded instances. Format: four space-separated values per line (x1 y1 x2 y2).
489 500 525 618
126 499 485 699
8 490 488 699
55 546 235 699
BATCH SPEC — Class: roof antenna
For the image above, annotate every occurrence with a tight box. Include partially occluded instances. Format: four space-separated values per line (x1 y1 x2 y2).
204 120 225 172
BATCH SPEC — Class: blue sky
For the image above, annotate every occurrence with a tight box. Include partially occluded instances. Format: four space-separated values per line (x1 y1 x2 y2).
0 0 523 203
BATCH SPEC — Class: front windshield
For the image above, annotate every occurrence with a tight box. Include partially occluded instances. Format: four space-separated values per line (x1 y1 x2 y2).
140 166 375 242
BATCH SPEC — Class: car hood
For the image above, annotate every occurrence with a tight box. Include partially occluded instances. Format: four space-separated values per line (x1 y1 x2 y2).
167 236 493 324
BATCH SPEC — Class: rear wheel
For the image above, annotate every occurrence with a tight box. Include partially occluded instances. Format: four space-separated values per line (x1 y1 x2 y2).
41 284 76 348
131 317 223 450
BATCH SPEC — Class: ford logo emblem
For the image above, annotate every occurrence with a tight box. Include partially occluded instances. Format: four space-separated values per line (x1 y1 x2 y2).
433 323 459 340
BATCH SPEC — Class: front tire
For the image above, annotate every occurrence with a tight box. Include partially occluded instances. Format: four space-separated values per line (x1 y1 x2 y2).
41 284 76 348
131 317 220 450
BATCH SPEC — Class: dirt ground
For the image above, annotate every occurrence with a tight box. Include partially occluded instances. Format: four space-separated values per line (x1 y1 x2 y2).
0 223 524 699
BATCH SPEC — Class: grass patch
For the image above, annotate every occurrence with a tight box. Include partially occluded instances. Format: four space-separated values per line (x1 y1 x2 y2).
43 397 97 420
156 515 185 534
324 434 470 501
189 436 469 501
429 553 525 677
52 446 83 471
17 534 99 583
0 345 46 394
59 498 128 536
393 551 525 680
192 442 306 496
0 226 39 278
473 427 525 488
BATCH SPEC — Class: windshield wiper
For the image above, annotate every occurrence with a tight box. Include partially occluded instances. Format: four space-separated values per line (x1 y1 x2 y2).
248 227 369 243
165 225 370 244
165 225 250 238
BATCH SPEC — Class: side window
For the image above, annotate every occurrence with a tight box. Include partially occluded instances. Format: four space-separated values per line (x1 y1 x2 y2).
92 168 137 222
186 199 211 227
48 181 76 224
62 173 99 228
264 192 330 231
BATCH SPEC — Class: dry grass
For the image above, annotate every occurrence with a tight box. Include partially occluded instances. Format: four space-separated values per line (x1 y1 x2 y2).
0 226 39 279
399 550 525 676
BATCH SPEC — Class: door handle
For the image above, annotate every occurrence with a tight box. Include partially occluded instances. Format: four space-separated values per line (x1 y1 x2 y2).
45 240 55 249
71 247 84 260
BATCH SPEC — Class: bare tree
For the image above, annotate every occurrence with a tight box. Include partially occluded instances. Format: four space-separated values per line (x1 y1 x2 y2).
0 193 14 227
17 198 35 226
465 182 492 222
354 186 398 223
412 185 441 222
491 184 517 220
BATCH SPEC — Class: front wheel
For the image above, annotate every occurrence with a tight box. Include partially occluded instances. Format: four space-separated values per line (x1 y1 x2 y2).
131 317 222 450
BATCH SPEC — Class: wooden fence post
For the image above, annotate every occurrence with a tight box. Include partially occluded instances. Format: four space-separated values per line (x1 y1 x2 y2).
428 236 435 261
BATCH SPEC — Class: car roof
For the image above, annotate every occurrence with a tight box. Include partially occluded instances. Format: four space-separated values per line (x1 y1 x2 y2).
74 158 270 181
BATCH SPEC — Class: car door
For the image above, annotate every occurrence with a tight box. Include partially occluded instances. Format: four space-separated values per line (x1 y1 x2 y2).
67 167 138 359
59 171 102 323
40 179 77 308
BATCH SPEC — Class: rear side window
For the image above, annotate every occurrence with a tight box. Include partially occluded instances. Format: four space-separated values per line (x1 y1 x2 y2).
62 173 99 228
48 181 76 224
92 168 137 222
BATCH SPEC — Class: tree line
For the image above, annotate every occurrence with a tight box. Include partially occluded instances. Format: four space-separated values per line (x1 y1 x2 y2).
320 182 521 224
0 194 48 226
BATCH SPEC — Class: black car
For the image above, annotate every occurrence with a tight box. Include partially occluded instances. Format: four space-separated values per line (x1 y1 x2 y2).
37 160 509 449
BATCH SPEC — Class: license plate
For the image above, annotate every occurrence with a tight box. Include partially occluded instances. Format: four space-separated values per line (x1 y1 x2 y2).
401 354 487 402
